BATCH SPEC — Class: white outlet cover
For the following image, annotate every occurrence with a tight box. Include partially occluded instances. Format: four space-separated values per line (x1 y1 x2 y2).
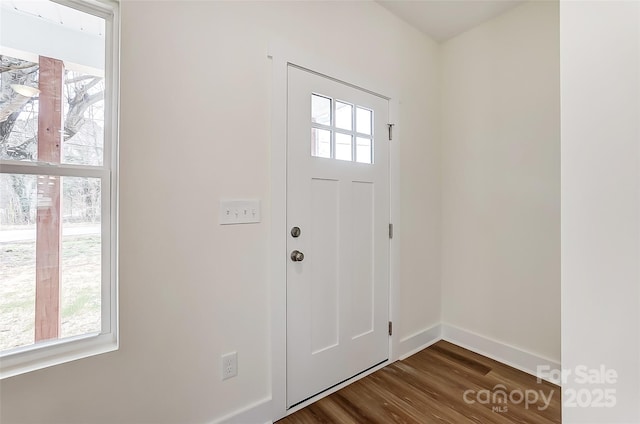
221 351 238 380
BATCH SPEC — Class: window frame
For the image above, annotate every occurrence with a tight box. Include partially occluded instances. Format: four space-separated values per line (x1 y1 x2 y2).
310 93 375 164
0 0 119 379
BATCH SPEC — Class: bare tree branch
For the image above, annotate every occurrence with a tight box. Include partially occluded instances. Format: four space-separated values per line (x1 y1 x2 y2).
65 75 95 84
64 91 103 141
0 63 38 73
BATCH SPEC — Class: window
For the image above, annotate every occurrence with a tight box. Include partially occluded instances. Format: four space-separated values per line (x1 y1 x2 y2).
0 0 119 378
310 93 374 164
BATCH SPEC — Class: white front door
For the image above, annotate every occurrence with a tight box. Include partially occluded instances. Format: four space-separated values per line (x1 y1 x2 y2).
286 65 390 408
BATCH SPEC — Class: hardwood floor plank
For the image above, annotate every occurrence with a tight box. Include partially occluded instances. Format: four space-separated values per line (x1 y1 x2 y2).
405 348 558 424
428 344 492 375
370 367 479 423
278 341 561 424
305 397 359 424
390 358 515 424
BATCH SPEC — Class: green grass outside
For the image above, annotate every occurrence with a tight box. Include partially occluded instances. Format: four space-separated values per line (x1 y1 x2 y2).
0 234 101 351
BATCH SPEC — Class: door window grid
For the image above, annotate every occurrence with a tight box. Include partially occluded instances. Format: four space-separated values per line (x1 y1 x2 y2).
310 94 374 164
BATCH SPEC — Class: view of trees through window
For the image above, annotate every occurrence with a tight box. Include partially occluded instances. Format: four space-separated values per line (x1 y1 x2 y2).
0 53 104 351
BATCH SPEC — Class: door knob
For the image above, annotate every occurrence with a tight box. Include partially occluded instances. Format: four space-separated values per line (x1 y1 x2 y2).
290 250 305 262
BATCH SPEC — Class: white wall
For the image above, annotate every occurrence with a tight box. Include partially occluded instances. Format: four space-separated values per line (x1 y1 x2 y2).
561 1 640 422
441 1 560 363
0 1 441 423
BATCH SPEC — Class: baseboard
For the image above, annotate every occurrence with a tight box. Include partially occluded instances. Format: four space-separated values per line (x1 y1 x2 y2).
397 323 442 360
441 323 561 385
213 323 559 423
213 396 272 424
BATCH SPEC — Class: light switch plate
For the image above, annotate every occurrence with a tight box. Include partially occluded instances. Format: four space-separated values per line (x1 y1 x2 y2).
219 199 261 225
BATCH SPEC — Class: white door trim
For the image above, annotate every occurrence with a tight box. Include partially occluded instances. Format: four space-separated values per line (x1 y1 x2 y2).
268 40 401 422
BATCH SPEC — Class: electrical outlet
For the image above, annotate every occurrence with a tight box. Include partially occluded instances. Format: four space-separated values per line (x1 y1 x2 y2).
221 351 237 380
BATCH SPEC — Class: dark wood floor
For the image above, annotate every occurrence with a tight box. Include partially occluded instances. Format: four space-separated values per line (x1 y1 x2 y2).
278 340 561 424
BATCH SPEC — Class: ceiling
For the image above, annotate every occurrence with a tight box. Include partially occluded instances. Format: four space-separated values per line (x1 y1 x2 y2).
2 0 521 45
376 0 525 42
1 0 104 37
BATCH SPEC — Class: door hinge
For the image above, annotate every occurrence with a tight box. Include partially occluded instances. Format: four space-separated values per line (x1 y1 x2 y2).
389 223 394 239
388 124 395 141
388 321 393 336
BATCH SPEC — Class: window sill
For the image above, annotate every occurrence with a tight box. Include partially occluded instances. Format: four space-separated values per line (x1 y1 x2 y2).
0 332 118 379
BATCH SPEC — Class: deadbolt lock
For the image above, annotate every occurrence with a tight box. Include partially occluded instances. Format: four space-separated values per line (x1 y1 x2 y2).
291 226 301 238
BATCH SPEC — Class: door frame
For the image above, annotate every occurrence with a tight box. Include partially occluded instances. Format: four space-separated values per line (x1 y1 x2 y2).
268 41 401 421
